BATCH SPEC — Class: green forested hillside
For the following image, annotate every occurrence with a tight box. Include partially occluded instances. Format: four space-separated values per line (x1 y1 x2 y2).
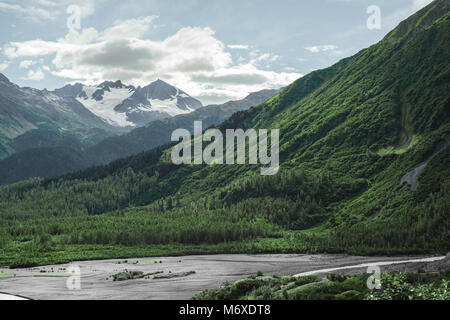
0 89 277 185
0 1 449 267
193 271 450 300
0 76 118 161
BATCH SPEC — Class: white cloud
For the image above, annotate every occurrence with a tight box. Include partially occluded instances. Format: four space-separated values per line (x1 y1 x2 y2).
255 53 273 61
305 45 338 53
19 60 37 68
4 16 301 104
0 62 8 71
227 45 250 50
23 68 45 80
247 51 281 68
4 40 61 58
0 1 53 20
284 66 298 72
100 16 157 41
0 0 98 22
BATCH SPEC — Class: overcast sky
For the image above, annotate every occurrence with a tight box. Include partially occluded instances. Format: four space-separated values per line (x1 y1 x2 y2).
0 0 434 104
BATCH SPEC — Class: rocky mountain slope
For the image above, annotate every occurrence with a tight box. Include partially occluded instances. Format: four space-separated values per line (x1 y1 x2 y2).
0 89 278 184
54 79 203 128
0 74 122 160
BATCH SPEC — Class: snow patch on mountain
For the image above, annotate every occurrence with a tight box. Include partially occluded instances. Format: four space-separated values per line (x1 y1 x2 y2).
55 79 203 129
144 98 195 117
76 86 135 127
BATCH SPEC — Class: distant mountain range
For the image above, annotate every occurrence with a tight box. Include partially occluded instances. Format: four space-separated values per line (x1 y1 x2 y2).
0 74 119 160
87 88 280 165
0 78 279 184
0 77 204 163
54 79 203 128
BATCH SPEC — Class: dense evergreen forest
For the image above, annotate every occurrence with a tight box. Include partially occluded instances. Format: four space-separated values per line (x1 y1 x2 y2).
0 1 449 267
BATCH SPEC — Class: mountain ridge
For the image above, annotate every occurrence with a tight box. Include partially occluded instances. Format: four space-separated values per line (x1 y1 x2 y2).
0 73 120 160
54 79 203 128
0 88 279 184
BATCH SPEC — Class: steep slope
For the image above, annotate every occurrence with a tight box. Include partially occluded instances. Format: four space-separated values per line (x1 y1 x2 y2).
56 80 136 127
0 89 278 184
114 79 203 126
0 1 449 266
0 74 119 160
88 88 279 165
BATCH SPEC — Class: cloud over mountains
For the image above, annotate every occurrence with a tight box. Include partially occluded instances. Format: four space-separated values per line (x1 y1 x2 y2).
3 15 301 104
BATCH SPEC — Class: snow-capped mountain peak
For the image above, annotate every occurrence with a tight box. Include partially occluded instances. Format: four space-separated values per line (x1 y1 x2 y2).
53 80 202 128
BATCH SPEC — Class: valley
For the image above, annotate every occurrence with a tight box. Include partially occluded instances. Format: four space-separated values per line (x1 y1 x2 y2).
1 253 448 300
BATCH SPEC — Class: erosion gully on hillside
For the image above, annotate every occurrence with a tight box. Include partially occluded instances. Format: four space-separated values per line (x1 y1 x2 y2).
396 93 413 151
400 134 450 190
0 254 448 300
